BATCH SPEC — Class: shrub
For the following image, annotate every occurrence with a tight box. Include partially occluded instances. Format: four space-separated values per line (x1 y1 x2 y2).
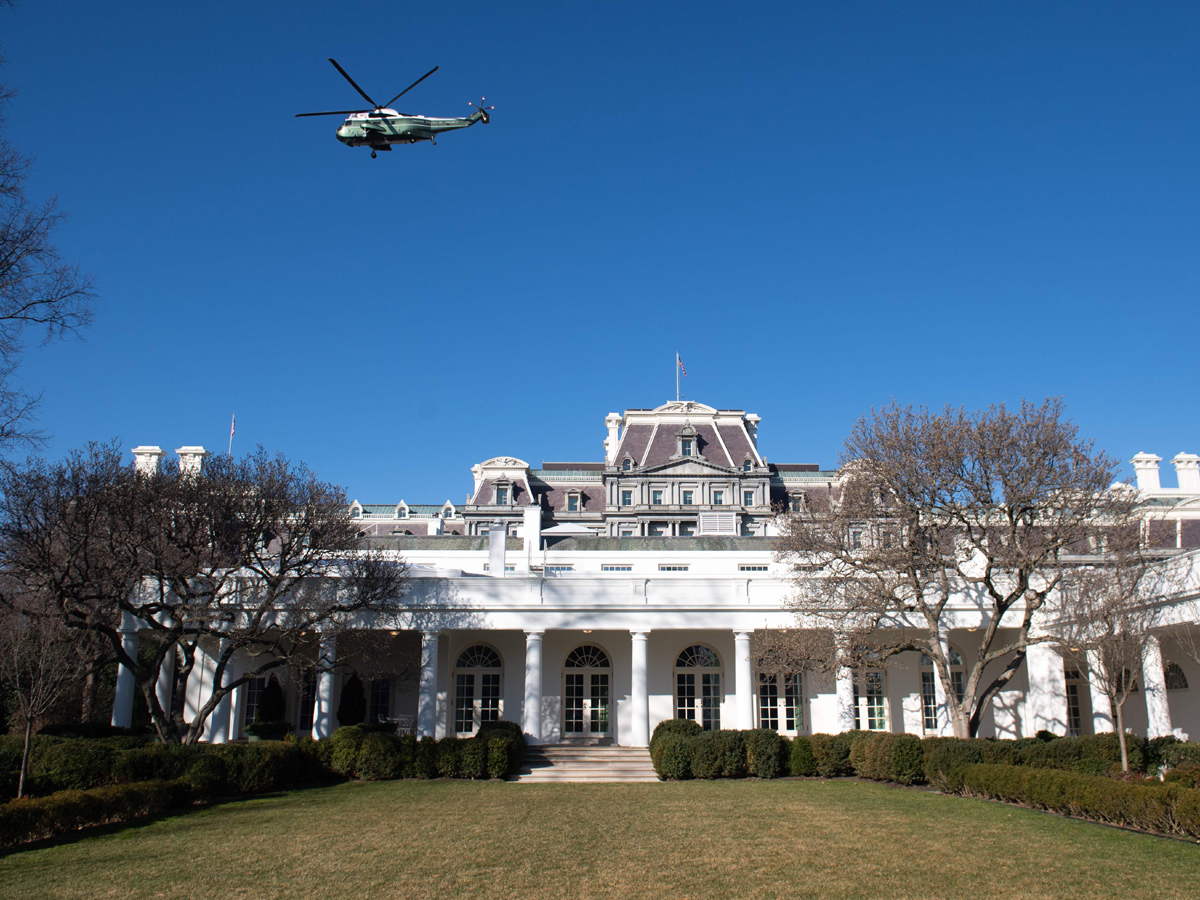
811 733 854 778
0 779 190 847
478 721 526 766
327 726 366 778
650 719 703 758
789 736 818 776
745 729 784 779
1146 735 1182 771
959 763 1200 840
357 733 401 781
486 738 512 779
31 741 118 794
414 736 438 779
182 754 227 800
337 675 367 727
1160 742 1200 770
436 737 461 778
113 747 188 783
691 732 722 779
888 734 925 785
213 742 301 793
922 738 1016 791
1016 733 1144 774
460 736 488 779
395 734 418 779
654 734 695 780
293 736 334 783
848 732 875 777
716 731 747 778
1163 763 1200 790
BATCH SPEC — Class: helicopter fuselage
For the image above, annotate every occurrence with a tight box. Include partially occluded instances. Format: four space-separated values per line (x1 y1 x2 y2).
335 108 487 149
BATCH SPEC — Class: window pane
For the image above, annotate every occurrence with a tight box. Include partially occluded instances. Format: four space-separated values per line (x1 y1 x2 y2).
455 674 475 733
759 674 779 731
921 671 937 732
785 673 803 732
677 673 696 720
702 673 721 730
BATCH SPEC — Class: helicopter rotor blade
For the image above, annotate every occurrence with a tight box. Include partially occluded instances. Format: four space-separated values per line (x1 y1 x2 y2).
295 109 371 117
382 66 439 109
328 58 382 109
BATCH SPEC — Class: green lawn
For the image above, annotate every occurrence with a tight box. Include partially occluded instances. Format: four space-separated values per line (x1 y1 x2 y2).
2 778 1198 899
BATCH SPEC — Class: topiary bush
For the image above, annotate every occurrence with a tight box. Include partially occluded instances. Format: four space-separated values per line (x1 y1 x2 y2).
888 734 925 785
744 729 784 779
654 734 695 780
650 719 703 758
789 736 818 776
327 726 366 778
715 730 748 778
357 733 401 781
414 736 438 779
690 732 722 779
486 737 512 779
435 737 461 778
478 721 526 767
459 736 488 779
811 733 855 778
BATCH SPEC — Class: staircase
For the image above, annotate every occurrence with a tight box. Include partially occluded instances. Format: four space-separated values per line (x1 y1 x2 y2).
513 744 659 783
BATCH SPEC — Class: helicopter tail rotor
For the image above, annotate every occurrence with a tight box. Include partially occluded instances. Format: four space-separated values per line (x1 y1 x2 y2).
468 97 494 124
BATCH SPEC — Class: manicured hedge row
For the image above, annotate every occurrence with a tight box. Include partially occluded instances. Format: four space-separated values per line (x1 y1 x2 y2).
0 780 191 847
958 764 1200 840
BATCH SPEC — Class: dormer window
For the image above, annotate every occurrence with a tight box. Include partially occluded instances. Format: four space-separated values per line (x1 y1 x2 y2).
351 506 362 519
495 486 509 506
567 492 580 512
788 492 806 513
676 422 698 458
742 459 752 472
622 457 633 472
681 439 693 457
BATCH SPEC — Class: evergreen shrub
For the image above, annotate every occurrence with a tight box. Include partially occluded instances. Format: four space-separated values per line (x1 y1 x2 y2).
182 754 227 800
414 736 438 778
113 747 188 783
459 736 488 779
650 719 702 758
744 729 784 779
435 737 461 778
327 726 366 778
478 721 526 766
0 780 189 848
789 736 818 776
690 732 722 779
716 730 748 778
486 738 511 779
213 742 301 793
357 733 401 781
31 741 118 793
888 734 925 785
653 734 695 780
811 733 855 777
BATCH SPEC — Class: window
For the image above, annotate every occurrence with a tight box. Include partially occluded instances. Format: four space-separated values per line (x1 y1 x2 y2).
743 459 752 472
567 494 579 512
602 564 632 572
713 491 724 506
739 564 769 572
853 671 887 731
681 438 693 457
1165 662 1190 690
297 675 317 733
369 678 391 725
244 677 266 725
920 648 964 733
648 523 667 536
454 645 502 735
495 486 508 505
1065 669 1083 737
621 490 633 506
849 527 864 550
789 493 805 513
622 458 633 472
679 523 695 536
351 507 361 519
564 645 612 736
482 564 516 572
759 672 804 734
743 490 754 507
619 528 636 537
545 565 575 576
682 490 693 505
676 645 721 730
652 490 663 505
659 564 690 572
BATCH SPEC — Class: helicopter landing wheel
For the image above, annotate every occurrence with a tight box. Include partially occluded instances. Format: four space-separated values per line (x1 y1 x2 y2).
371 150 377 159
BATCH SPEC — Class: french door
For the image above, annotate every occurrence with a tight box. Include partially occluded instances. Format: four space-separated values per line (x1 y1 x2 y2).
563 645 612 737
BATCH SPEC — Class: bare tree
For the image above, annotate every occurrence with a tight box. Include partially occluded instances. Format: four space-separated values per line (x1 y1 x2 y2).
0 39 95 456
0 444 410 744
0 589 85 796
1051 542 1165 772
775 399 1133 737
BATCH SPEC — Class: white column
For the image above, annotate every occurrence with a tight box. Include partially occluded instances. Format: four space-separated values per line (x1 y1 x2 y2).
523 630 544 744
1143 634 1173 739
111 612 140 729
1024 640 1067 736
835 667 855 732
734 631 755 730
229 670 246 742
417 631 440 739
155 646 174 721
311 633 337 740
630 631 650 747
1087 650 1113 733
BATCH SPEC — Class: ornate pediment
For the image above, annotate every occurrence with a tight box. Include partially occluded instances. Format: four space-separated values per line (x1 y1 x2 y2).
653 400 717 416
479 456 529 469
642 457 735 476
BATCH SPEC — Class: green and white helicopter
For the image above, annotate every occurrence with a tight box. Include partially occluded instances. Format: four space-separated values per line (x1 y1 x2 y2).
296 58 492 158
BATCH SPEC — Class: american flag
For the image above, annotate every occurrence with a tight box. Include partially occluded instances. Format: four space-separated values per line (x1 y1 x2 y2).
677 354 687 377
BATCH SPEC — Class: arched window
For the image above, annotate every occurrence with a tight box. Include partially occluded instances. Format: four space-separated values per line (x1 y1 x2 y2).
743 458 752 472
919 647 964 734
758 671 804 734
454 645 502 735
676 645 722 730
1165 662 1190 690
564 645 612 737
622 457 633 472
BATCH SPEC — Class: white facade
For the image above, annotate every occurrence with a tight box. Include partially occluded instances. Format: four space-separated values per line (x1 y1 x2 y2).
124 409 1200 747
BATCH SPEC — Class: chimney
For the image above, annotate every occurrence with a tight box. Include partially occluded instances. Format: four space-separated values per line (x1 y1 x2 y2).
131 446 165 475
1131 453 1162 492
603 413 623 465
1172 453 1200 493
427 514 443 536
745 414 761 449
488 521 506 576
175 446 210 475
523 504 542 557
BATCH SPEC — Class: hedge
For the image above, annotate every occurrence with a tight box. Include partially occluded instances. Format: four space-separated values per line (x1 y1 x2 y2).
0 779 190 847
959 763 1200 840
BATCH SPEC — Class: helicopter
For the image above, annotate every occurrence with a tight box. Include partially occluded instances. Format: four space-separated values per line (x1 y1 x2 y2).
296 58 492 158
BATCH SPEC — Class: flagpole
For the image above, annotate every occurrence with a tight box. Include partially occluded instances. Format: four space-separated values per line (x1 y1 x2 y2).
676 353 679 402
228 414 235 456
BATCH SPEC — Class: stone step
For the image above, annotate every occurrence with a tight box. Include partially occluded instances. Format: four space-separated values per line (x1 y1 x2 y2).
513 745 658 783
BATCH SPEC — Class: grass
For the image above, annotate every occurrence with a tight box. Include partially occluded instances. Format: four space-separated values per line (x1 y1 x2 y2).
2 778 1198 899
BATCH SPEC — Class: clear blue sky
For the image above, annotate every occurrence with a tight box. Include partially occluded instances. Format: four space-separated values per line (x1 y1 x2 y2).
4 2 1198 503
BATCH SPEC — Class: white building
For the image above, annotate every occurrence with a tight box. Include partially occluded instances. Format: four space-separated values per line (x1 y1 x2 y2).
128 402 1200 747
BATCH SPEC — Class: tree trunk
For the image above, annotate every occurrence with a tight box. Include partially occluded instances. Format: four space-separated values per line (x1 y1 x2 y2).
1115 698 1129 774
18 717 33 799
80 670 96 723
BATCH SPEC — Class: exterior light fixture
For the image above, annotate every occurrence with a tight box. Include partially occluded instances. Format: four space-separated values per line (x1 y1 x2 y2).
582 629 593 634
